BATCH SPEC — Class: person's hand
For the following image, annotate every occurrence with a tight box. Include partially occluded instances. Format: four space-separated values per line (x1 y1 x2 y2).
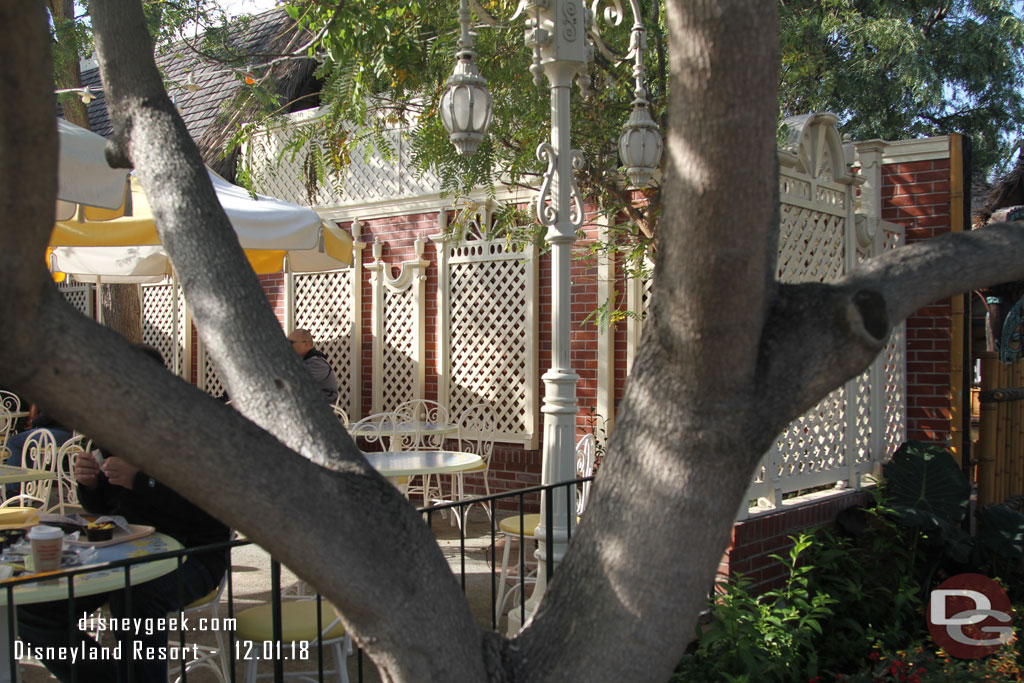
74 451 101 490
102 456 139 490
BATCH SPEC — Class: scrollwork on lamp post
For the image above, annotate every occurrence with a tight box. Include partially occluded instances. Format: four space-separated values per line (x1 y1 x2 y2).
440 0 662 634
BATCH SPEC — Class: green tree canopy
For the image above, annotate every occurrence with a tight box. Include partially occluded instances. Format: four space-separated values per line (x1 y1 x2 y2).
778 0 1024 176
223 0 1024 252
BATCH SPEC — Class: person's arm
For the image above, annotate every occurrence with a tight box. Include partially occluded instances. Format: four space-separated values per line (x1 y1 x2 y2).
73 451 113 514
303 355 332 383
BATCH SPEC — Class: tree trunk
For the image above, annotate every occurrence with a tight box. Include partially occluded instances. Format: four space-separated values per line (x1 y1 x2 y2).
47 0 90 129
99 284 142 343
48 0 144 343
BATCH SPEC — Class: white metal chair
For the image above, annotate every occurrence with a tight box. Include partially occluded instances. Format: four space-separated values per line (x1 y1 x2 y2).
235 597 352 683
0 391 22 461
392 399 451 450
331 404 350 425
393 400 452 505
349 412 409 494
443 403 498 525
170 567 231 683
0 406 14 463
348 411 401 451
493 433 596 623
54 433 92 515
0 391 21 417
1 429 58 510
574 433 597 516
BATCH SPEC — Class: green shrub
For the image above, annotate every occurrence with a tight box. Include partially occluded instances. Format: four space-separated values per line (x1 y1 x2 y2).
674 441 1024 682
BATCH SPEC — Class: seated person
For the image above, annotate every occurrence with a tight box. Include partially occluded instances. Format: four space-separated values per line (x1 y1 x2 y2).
17 346 230 683
287 328 340 404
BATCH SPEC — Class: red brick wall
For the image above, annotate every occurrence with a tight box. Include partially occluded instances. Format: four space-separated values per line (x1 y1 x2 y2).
720 491 873 593
882 157 953 445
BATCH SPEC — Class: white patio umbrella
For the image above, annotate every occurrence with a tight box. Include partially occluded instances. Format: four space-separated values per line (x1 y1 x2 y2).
55 119 131 222
49 165 352 283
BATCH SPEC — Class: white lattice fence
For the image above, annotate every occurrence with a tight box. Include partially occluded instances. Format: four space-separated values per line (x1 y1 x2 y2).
199 348 226 398
141 279 186 379
58 280 94 319
293 270 358 416
246 110 440 209
437 222 539 446
626 116 905 515
880 223 907 457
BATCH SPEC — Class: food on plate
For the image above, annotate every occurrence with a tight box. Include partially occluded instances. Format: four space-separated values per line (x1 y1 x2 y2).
85 521 115 542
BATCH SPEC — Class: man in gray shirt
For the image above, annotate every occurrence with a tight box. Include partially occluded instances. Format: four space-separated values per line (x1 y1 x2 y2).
287 328 340 404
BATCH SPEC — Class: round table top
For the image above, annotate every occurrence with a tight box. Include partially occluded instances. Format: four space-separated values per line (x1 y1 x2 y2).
364 450 483 477
0 531 182 606
0 465 57 485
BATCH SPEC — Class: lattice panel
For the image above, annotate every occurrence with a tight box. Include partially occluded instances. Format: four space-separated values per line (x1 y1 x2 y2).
202 354 225 398
294 270 356 415
380 287 417 411
775 386 848 477
248 117 440 208
177 285 189 378
851 372 872 464
883 224 905 251
58 281 94 319
141 281 185 378
882 322 907 456
777 204 846 283
447 254 532 437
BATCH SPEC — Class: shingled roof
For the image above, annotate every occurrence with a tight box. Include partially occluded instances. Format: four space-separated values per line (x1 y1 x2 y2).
71 7 318 181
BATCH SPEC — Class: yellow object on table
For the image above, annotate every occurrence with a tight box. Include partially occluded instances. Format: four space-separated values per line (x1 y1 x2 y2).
0 507 39 530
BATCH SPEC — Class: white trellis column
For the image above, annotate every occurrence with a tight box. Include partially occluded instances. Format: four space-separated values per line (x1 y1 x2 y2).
365 236 430 412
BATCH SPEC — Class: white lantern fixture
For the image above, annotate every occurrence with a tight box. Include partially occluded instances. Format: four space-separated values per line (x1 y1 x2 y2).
618 17 662 187
440 0 493 156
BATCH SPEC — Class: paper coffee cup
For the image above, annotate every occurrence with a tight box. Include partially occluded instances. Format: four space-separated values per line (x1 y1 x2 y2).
27 525 64 574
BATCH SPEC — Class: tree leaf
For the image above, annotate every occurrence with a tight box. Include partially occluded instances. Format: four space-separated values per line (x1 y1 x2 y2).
882 441 969 527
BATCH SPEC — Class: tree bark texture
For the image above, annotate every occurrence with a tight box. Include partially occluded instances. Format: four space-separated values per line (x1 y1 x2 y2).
6 1 1024 681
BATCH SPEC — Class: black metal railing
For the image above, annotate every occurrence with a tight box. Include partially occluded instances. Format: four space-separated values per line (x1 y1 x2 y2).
2 476 590 682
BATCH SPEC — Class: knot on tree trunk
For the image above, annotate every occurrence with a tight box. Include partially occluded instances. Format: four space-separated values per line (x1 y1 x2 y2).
848 289 889 345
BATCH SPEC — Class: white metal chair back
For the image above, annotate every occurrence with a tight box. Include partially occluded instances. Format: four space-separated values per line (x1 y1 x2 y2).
0 392 21 461
3 429 58 510
392 399 451 450
575 433 597 516
331 404 350 425
0 406 14 462
0 391 21 417
170 531 235 683
456 403 497 462
348 412 401 451
450 403 498 522
55 433 92 515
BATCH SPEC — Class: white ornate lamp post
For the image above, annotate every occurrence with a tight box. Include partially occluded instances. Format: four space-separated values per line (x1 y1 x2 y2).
441 0 661 632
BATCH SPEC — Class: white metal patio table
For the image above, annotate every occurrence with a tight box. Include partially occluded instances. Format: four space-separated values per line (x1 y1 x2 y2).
0 466 56 487
363 450 482 478
0 531 182 682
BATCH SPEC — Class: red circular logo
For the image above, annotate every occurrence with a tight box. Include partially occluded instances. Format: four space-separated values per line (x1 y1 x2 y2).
927 573 1015 659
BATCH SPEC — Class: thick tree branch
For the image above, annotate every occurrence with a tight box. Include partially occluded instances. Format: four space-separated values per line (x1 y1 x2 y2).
91 0 354 468
0 3 490 680
758 222 1024 429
